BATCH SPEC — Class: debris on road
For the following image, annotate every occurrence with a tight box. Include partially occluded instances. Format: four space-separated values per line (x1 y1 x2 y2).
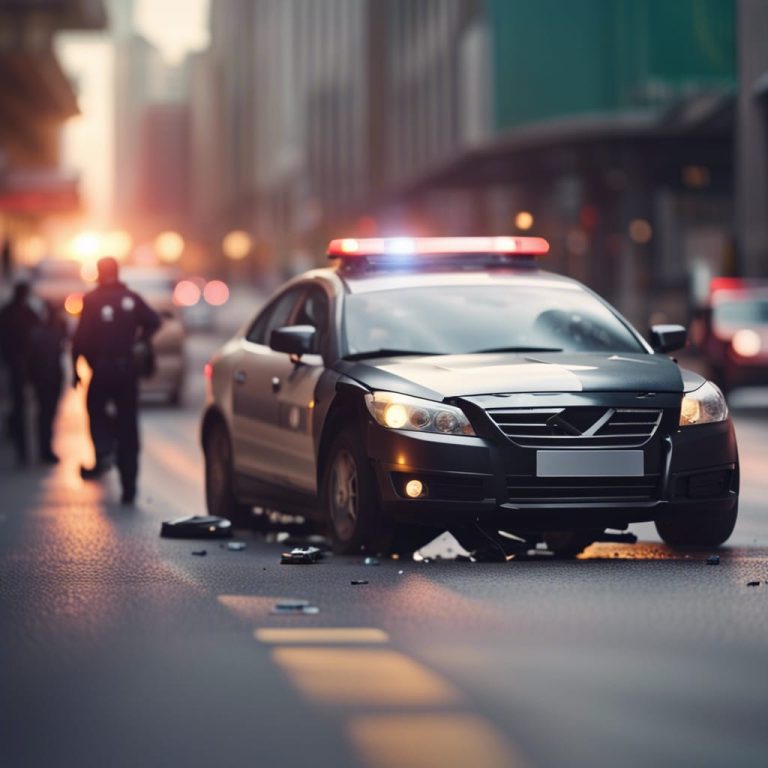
161 515 232 539
363 557 380 566
398 570 404 575
271 599 319 615
706 555 721 565
280 546 323 564
747 581 760 587
350 579 369 585
227 541 247 551
191 550 207 557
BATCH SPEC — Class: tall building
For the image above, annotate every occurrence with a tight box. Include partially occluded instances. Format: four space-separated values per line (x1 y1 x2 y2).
0 0 106 262
109 0 191 239
201 0 738 322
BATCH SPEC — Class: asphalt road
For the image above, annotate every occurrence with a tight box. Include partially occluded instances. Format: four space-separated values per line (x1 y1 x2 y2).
1 331 767 768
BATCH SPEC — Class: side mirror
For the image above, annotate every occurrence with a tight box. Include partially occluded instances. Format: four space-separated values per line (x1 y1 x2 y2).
270 325 316 358
650 324 687 353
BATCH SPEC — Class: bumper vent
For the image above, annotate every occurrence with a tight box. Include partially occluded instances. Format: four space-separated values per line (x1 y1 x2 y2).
506 474 660 503
488 407 663 448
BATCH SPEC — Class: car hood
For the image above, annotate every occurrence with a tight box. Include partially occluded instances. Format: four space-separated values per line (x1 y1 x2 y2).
338 351 693 400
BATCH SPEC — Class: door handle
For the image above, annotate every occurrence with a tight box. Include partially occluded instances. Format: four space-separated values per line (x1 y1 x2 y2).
234 370 246 385
271 376 281 393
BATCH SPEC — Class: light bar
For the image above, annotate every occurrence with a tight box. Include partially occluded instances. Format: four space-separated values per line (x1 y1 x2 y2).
327 236 549 258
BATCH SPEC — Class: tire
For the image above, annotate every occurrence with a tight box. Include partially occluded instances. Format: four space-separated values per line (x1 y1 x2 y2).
321 428 393 555
204 419 253 527
544 530 600 559
655 503 738 548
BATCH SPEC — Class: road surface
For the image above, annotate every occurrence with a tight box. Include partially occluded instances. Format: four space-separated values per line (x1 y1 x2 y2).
1 332 767 768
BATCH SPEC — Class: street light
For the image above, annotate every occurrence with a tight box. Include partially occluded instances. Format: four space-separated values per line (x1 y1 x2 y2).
222 230 252 260
155 231 185 263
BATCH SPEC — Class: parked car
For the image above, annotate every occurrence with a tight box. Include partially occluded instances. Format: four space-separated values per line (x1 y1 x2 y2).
691 278 768 394
30 258 88 320
121 267 186 405
202 236 739 556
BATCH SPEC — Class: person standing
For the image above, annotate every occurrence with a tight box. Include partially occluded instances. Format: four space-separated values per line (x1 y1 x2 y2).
72 257 160 504
0 281 40 465
27 302 67 463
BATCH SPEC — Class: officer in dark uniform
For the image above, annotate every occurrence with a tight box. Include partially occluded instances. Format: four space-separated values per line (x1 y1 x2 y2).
0 281 40 465
72 257 160 504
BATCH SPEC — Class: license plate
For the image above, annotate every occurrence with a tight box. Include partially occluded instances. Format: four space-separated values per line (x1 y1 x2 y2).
536 450 644 477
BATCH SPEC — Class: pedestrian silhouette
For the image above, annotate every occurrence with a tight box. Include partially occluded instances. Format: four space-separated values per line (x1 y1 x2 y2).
0 281 41 465
72 257 161 504
27 302 67 464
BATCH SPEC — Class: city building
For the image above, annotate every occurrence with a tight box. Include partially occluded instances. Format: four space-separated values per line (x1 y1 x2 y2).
0 0 106 268
201 0 740 324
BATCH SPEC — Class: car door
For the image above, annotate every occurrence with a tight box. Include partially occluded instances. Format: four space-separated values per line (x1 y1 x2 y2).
231 286 306 484
268 286 331 493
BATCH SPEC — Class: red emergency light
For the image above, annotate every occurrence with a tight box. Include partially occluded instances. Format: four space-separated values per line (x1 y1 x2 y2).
327 236 550 258
709 277 745 295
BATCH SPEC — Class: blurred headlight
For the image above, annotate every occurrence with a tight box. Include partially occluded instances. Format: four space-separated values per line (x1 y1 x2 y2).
365 392 475 436
731 328 761 358
679 381 728 426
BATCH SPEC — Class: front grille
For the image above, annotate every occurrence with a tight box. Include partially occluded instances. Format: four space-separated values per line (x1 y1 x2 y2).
488 407 662 448
506 474 660 503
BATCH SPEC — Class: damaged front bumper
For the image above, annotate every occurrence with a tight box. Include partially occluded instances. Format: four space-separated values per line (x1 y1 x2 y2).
366 411 739 533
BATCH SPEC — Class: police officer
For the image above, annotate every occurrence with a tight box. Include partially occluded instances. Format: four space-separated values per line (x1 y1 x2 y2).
0 281 40 465
72 257 160 504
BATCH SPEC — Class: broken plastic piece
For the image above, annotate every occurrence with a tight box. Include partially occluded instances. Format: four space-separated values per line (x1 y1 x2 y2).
280 546 322 564
271 599 319 615
227 542 247 551
706 555 720 565
161 515 232 539
350 579 369 585
363 557 380 566
191 549 207 556
747 581 760 587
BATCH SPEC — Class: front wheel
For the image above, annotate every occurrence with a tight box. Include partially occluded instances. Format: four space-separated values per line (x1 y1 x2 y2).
321 428 393 555
204 420 253 527
655 503 738 548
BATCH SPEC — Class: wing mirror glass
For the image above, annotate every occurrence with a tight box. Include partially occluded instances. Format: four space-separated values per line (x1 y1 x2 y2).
650 324 687 353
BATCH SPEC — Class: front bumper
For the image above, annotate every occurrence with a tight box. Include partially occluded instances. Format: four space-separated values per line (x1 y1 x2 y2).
366 403 738 533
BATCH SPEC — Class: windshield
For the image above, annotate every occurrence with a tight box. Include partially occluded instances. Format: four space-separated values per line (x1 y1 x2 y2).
342 284 645 357
714 298 768 325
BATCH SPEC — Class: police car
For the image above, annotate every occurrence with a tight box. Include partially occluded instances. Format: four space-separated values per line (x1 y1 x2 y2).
202 237 739 556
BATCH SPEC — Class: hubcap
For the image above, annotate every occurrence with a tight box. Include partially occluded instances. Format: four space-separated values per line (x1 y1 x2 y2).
329 448 358 540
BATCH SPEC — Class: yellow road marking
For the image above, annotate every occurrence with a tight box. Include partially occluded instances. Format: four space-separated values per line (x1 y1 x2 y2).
348 713 525 768
256 628 389 644
271 647 461 706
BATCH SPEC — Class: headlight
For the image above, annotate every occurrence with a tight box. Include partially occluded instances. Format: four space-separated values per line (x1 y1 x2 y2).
679 381 728 426
364 391 475 436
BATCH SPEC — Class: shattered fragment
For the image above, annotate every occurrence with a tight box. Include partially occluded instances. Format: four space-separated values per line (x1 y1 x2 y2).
350 579 369 586
227 542 247 551
161 515 232 539
363 556 380 566
280 546 323 564
706 555 720 565
191 549 207 556
747 581 760 587
271 599 319 615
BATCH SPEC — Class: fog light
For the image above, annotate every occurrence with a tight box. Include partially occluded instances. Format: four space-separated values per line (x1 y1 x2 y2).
405 479 425 498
